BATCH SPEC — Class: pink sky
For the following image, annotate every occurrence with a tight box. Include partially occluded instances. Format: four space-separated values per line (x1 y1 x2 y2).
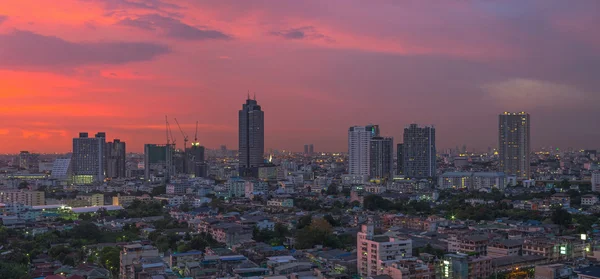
1 0 599 153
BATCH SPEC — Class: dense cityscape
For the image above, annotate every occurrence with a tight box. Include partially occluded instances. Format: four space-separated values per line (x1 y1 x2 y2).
1 95 600 279
2 1 600 279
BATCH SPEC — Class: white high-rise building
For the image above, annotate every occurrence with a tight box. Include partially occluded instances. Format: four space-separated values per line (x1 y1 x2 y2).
348 125 379 176
592 172 600 193
357 224 412 277
72 132 106 184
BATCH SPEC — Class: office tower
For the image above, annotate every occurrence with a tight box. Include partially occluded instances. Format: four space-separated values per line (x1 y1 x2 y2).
304 144 309 155
370 137 394 179
188 142 207 178
51 157 72 180
106 139 126 179
499 112 530 179
72 132 105 184
397 143 404 175
357 224 412 277
309 144 314 155
239 96 265 177
348 125 380 176
144 144 174 181
403 124 436 178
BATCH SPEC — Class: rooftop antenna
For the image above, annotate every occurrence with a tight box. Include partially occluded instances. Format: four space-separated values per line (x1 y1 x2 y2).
253 92 256 100
247 90 250 100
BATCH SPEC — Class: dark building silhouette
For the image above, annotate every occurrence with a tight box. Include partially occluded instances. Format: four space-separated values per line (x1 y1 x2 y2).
239 95 264 177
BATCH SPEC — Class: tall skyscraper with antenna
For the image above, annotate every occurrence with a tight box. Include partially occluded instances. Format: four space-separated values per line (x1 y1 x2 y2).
239 94 264 177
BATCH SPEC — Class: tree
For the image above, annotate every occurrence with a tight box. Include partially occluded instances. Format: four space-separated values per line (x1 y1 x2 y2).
551 207 572 228
559 179 571 189
98 246 120 277
0 262 28 279
297 215 313 229
323 214 340 227
151 185 166 196
179 203 192 212
295 218 336 249
18 181 29 189
326 185 339 196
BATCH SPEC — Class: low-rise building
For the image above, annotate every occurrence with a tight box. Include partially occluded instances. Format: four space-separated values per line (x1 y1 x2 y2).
357 224 412 277
582 194 598 206
267 198 294 208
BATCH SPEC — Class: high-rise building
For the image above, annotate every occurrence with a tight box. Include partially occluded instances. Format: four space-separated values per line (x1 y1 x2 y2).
303 144 314 155
370 137 394 179
348 125 380 176
72 132 106 184
17 151 38 170
239 96 265 177
403 124 436 178
357 224 412 277
144 144 174 181
106 139 126 179
499 112 530 179
396 143 403 175
188 142 207 178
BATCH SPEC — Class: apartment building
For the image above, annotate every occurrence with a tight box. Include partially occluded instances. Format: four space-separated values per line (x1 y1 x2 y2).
0 190 45 206
447 235 489 256
119 244 159 279
357 224 412 277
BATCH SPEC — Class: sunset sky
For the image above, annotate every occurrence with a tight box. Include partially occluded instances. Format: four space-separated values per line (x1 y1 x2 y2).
1 0 599 153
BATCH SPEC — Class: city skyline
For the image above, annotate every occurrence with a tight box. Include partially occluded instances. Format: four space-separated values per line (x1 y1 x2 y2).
1 1 600 153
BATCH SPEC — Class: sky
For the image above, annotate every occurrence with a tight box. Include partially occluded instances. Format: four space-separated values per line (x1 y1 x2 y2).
0 0 599 154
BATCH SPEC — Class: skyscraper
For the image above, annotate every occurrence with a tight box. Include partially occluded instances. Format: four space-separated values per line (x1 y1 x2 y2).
499 112 530 179
402 124 436 178
106 139 126 179
188 142 207 178
396 143 404 175
239 96 265 177
144 144 174 181
304 144 309 155
348 125 380 176
72 132 105 184
303 144 314 155
370 137 394 179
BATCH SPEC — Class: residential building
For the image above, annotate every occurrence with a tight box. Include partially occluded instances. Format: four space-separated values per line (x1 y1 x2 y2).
486 240 522 258
535 264 574 279
226 177 246 198
438 172 506 190
499 112 530 179
239 96 265 177
582 194 598 206
592 172 600 193
75 193 104 206
370 137 394 180
396 143 403 175
357 224 412 277
447 235 489 256
303 144 314 155
119 244 159 279
267 198 294 208
112 194 138 207
349 125 380 176
106 139 126 179
188 143 207 178
72 132 106 184
0 190 45 206
17 151 39 170
403 124 436 178
576 266 600 279
439 254 493 279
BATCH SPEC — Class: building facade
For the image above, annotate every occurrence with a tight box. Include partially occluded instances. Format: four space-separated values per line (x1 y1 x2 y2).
357 224 412 277
370 137 394 180
72 132 106 184
106 139 126 179
592 172 600 193
144 144 174 181
239 96 265 177
396 143 403 175
403 124 436 178
0 190 45 206
349 125 380 176
499 112 530 179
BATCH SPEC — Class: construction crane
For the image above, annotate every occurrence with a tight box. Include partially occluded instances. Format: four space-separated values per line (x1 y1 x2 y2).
174 118 189 152
193 121 199 146
166 116 176 148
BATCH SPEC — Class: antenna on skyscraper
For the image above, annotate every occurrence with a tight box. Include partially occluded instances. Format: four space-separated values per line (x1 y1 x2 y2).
247 90 250 100
253 92 256 100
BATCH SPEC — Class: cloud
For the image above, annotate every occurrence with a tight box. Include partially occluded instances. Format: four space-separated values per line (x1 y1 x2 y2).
481 78 590 108
270 26 334 42
82 0 181 11
0 15 7 25
118 14 230 40
0 129 8 136
0 30 170 69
